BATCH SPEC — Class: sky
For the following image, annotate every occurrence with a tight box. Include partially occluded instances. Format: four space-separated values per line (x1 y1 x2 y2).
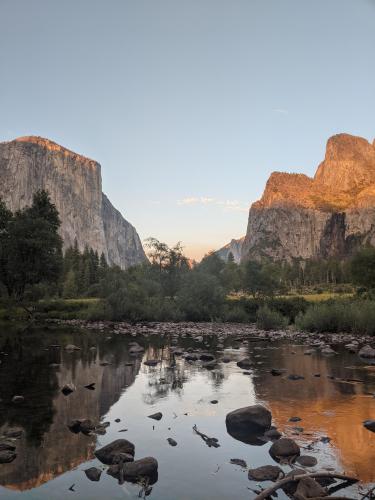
1 0 375 260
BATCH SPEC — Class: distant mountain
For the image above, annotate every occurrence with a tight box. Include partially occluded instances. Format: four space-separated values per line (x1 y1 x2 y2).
0 136 146 268
241 133 375 262
216 237 244 263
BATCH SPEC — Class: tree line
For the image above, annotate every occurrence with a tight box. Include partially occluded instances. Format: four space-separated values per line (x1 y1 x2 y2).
1 191 375 322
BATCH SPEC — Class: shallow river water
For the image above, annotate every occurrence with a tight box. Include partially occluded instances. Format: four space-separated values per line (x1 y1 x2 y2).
0 324 374 499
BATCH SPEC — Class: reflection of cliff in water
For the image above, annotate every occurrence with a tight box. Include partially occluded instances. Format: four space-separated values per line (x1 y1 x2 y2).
0 334 142 491
250 344 375 482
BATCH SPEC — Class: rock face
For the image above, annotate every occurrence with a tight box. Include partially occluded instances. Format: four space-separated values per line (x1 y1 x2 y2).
216 237 245 263
0 136 146 268
242 133 375 262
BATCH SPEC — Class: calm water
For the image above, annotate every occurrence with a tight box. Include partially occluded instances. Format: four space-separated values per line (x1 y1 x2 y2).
0 325 374 499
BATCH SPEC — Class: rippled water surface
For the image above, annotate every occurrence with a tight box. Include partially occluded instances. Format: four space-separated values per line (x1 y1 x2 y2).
0 325 374 499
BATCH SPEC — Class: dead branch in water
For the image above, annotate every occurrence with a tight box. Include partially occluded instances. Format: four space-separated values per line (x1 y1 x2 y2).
192 424 220 448
254 472 358 500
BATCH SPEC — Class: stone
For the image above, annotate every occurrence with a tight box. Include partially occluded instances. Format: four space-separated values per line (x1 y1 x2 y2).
107 457 158 483
359 345 375 358
237 358 252 369
61 384 75 396
269 438 300 463
11 395 24 404
264 429 282 440
210 400 218 404
3 427 23 438
148 412 162 421
296 455 318 467
363 420 375 432
65 344 80 351
230 458 247 468
84 467 102 482
0 136 146 269
289 416 302 422
287 374 304 381
271 368 283 376
200 353 215 362
167 438 177 446
95 439 135 465
248 465 283 481
143 360 159 366
226 405 272 436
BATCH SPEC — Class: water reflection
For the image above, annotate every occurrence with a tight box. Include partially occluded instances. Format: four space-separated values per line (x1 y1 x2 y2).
0 326 374 498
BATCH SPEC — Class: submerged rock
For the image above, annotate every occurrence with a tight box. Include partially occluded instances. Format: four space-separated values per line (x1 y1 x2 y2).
230 458 247 468
143 360 159 366
84 467 102 482
264 428 282 440
248 465 283 481
107 457 158 483
237 358 252 369
61 384 75 396
167 438 177 446
95 439 135 465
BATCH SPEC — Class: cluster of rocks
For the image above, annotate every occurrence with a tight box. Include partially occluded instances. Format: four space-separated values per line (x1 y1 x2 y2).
68 419 110 436
82 439 158 486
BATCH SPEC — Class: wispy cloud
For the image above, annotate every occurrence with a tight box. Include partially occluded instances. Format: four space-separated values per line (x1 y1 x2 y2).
177 197 248 213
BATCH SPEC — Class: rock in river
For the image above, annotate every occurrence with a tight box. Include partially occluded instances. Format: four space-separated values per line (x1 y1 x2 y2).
269 438 300 463
226 404 272 444
148 412 162 421
61 384 75 396
359 345 375 358
363 420 375 432
237 358 252 370
95 439 135 465
296 455 318 467
248 465 283 481
108 457 158 483
84 467 102 481
167 438 177 446
0 449 17 463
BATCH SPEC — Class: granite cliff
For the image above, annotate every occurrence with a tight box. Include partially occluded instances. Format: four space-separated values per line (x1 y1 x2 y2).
0 136 146 268
241 133 375 262
216 237 244 263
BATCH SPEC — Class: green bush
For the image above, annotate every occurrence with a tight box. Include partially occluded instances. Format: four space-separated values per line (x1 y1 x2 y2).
295 300 375 335
256 305 288 330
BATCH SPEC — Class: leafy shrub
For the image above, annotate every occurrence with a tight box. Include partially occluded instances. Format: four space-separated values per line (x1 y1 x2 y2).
223 304 251 323
256 305 288 330
295 300 375 335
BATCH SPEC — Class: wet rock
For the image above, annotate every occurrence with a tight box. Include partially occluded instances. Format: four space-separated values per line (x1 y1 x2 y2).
84 383 96 390
200 353 215 362
84 467 102 481
345 344 357 353
363 420 375 432
210 400 218 404
167 438 177 446
320 436 331 443
264 429 282 440
184 353 198 361
148 412 162 421
95 439 135 465
237 358 252 369
0 442 16 452
107 457 158 483
61 384 75 396
0 450 16 463
11 395 24 404
222 356 231 363
287 374 304 381
269 437 300 463
115 418 121 423
359 345 375 358
143 360 159 366
226 404 272 442
295 477 327 498
289 416 302 422
65 344 80 351
80 419 96 435
230 458 247 468
248 465 283 481
271 368 283 376
67 419 83 434
296 455 318 467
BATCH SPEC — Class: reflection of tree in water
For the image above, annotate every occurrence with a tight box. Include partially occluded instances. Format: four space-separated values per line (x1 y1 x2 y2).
141 341 226 405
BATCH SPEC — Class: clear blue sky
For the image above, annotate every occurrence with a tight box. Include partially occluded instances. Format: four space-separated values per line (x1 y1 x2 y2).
1 0 375 259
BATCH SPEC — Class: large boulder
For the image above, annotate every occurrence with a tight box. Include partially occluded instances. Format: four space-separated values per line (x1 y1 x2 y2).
269 437 300 463
358 345 375 358
226 405 272 444
95 439 135 465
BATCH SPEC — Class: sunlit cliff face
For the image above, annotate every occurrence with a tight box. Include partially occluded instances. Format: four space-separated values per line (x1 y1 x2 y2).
13 136 97 167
